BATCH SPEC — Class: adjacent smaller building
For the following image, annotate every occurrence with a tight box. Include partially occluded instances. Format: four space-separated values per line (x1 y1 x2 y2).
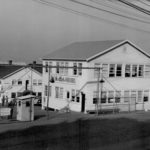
0 61 43 103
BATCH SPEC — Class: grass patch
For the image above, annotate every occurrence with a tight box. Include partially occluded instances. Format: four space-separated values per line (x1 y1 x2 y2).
0 118 150 150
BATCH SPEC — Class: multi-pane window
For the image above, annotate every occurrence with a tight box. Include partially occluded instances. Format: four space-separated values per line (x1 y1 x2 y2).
33 79 37 86
38 79 42 86
132 65 138 77
45 85 51 97
124 91 130 103
138 65 144 77
108 91 114 103
60 62 64 74
56 62 60 74
64 62 69 75
145 65 150 77
115 91 121 103
73 63 77 75
131 91 136 103
94 63 100 78
60 88 63 99
137 91 142 102
125 65 131 77
78 63 82 76
116 64 122 77
143 90 149 102
101 91 107 103
93 91 98 104
71 89 75 101
76 90 80 102
55 87 59 98
102 64 108 77
109 64 115 77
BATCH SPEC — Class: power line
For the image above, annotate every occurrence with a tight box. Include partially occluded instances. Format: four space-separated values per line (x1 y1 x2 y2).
32 0 150 34
69 0 150 24
118 0 150 16
90 0 150 21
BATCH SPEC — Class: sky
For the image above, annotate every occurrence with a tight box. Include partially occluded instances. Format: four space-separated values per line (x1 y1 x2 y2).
0 0 150 63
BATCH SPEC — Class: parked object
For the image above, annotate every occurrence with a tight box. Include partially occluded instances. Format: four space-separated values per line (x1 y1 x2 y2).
17 95 35 121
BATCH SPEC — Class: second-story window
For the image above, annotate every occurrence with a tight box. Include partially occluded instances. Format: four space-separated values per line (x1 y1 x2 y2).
33 79 37 86
64 62 68 75
116 64 122 77
73 63 77 75
125 64 131 77
109 64 115 77
132 65 138 77
138 65 144 77
56 62 59 74
78 63 82 76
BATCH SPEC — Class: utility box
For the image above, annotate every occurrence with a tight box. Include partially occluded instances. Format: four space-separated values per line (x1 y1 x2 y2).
17 95 35 121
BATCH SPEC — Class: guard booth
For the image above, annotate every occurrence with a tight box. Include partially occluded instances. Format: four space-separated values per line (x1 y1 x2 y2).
17 95 35 121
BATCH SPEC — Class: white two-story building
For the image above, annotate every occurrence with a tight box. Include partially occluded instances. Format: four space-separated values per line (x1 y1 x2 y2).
42 40 150 112
0 62 42 102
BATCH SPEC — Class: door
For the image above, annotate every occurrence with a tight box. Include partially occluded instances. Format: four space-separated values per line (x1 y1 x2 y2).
81 93 85 112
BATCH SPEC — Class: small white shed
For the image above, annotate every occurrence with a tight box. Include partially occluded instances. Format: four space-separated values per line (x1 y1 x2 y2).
17 95 35 121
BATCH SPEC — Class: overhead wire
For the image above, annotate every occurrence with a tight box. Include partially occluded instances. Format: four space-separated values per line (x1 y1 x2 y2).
32 0 150 34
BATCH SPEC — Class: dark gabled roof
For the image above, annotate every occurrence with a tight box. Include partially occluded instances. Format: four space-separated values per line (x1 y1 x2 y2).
28 64 42 74
43 40 125 61
0 65 23 79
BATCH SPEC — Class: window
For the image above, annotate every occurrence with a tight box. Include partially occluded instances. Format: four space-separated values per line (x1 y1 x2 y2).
131 91 136 103
78 63 82 76
33 79 37 86
55 87 59 98
12 80 16 85
145 65 150 77
101 91 107 103
116 64 122 77
26 101 30 107
45 85 51 97
108 91 114 103
38 92 42 97
60 88 63 99
38 79 42 85
73 63 77 75
124 91 130 103
76 90 80 102
102 64 108 77
71 89 75 101
45 62 48 73
94 63 100 78
55 87 63 99
93 91 98 104
11 93 16 98
138 65 144 77
115 91 121 103
109 64 115 77
56 62 60 74
137 91 142 102
18 80 22 85
132 65 137 77
125 65 131 77
60 62 64 74
143 90 149 102
49 62 52 73
64 62 69 75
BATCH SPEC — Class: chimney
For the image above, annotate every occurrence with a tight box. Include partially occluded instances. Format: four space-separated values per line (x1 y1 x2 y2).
8 60 12 65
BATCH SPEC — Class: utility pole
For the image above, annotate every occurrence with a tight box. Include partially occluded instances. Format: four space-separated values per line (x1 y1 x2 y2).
47 65 51 119
96 68 100 115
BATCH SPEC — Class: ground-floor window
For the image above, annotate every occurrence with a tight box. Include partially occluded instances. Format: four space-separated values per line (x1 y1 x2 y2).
92 90 149 104
71 89 80 103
